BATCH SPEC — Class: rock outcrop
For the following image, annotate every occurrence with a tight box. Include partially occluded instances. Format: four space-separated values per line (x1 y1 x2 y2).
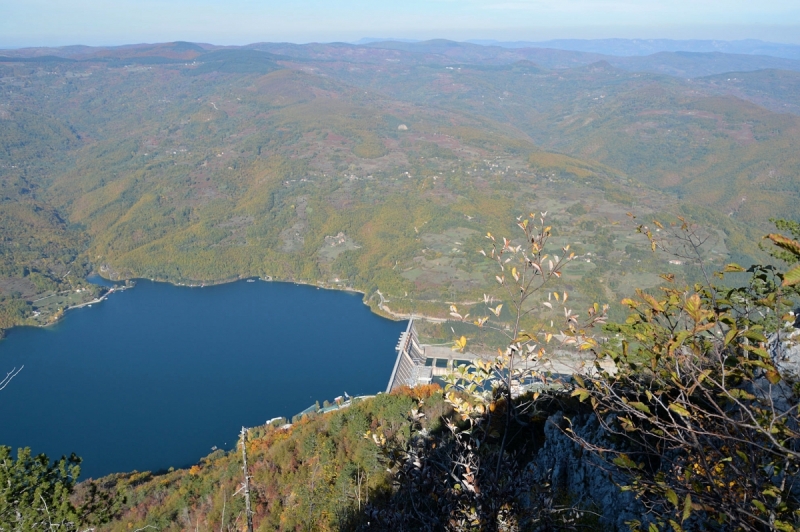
770 320 800 384
530 412 648 530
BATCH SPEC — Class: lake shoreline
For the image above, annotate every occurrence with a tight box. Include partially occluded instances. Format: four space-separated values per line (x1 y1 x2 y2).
64 284 133 312
4 271 451 340
86 273 450 324
0 277 408 478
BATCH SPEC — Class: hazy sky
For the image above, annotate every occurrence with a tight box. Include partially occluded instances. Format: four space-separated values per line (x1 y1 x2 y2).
2 0 800 47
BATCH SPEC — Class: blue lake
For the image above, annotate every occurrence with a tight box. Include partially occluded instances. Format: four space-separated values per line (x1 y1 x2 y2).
0 280 406 479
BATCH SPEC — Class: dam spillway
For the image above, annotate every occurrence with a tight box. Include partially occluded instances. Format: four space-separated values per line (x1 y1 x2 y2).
386 319 479 392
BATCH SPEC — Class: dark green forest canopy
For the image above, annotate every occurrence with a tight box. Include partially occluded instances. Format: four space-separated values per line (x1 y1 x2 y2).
0 42 797 340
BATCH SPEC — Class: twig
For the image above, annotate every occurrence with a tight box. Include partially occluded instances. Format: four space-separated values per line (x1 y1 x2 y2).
220 488 226 532
0 366 23 391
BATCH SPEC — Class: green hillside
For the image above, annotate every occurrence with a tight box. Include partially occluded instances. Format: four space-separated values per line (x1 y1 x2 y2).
317 57 800 228
2 41 800 531
0 43 795 340
93 387 442 532
697 68 800 114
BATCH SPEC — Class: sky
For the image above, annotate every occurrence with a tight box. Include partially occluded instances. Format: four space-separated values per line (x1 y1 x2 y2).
2 0 800 48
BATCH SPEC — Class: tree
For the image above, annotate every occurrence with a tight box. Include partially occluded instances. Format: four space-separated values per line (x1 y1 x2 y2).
369 213 800 531
568 219 800 531
0 446 121 531
367 213 608 530
443 212 607 453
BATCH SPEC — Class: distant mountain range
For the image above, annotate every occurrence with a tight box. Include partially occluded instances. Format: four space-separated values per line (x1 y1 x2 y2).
354 38 800 61
466 39 800 61
355 39 800 78
6 39 800 79
2 38 799 335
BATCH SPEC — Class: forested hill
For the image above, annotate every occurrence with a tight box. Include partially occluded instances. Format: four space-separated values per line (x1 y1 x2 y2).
0 40 798 341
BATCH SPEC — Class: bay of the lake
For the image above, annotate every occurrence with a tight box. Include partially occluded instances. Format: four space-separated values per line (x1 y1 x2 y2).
0 280 406 479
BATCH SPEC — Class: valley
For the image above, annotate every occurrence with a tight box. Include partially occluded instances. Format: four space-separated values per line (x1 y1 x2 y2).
2 34 800 531
0 40 797 345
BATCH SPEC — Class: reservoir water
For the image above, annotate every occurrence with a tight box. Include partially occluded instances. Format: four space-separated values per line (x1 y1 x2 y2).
0 280 406 479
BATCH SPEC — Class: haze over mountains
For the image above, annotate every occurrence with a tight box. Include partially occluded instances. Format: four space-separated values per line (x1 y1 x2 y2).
1 38 799 341
466 38 800 60
6 38 800 76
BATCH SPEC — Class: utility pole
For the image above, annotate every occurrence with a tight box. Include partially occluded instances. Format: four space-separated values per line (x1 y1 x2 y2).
240 427 253 532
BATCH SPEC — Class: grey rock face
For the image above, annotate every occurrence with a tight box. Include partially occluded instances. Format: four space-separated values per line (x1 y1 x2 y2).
769 321 800 384
530 412 646 530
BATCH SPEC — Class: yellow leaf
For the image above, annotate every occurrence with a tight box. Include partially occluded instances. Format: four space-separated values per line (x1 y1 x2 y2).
682 494 692 523
666 489 679 508
729 389 756 400
684 293 705 322
639 291 664 312
669 403 690 417
452 336 467 352
571 388 590 402
612 454 638 469
723 263 745 273
579 339 597 350
515 332 534 343
783 264 800 287
766 233 800 257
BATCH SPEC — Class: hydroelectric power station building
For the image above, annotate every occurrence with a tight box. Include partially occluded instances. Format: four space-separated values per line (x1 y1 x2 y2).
386 319 478 392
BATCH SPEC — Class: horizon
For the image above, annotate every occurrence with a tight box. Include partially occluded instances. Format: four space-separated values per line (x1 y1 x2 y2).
4 34 800 50
3 35 800 52
2 0 800 48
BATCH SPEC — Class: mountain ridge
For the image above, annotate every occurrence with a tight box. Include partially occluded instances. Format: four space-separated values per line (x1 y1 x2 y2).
0 39 795 340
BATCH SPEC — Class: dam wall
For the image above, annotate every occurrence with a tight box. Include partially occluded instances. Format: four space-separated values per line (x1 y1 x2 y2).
386 319 428 392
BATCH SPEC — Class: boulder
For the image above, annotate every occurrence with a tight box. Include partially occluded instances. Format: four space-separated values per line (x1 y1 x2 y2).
768 312 800 384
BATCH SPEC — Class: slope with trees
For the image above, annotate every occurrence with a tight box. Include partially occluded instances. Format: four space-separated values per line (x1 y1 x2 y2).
0 42 797 342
